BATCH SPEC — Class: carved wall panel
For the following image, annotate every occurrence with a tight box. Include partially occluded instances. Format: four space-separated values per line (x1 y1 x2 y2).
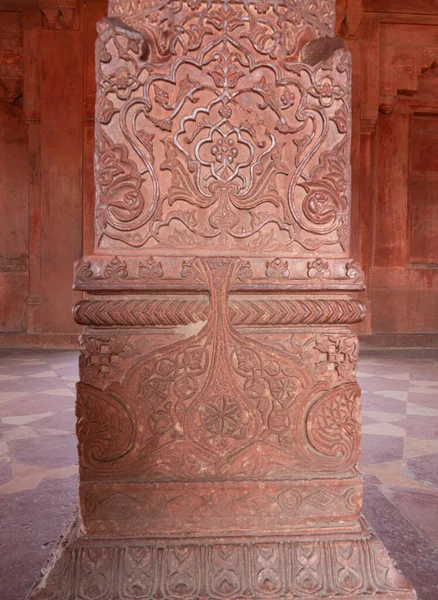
28 0 415 598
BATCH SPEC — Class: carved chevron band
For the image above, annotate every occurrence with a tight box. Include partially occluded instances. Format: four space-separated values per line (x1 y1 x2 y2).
229 298 366 326
73 298 210 327
74 298 365 327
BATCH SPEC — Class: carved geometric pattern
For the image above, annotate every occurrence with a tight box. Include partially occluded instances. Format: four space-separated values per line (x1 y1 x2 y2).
74 297 365 327
79 479 362 536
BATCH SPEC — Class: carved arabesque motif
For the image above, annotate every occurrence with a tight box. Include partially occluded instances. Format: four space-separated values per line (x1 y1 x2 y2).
109 0 337 38
94 0 350 254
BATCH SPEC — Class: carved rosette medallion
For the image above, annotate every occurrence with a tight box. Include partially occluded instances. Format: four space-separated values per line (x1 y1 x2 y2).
28 0 415 598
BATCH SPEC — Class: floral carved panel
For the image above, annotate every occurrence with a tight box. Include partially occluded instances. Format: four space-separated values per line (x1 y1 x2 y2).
94 0 351 255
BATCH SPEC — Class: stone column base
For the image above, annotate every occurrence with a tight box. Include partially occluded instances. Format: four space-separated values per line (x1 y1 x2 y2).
27 511 415 600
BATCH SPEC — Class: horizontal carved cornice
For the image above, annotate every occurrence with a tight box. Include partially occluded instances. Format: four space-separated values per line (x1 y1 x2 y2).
74 297 366 327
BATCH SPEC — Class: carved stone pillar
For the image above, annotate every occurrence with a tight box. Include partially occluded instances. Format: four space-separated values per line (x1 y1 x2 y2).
29 1 415 598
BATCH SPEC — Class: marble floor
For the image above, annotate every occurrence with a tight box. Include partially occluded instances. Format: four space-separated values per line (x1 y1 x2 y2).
0 349 437 600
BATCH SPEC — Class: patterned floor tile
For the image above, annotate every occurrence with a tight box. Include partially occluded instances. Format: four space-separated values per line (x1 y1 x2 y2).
0 392 73 417
404 437 438 459
406 402 438 416
25 370 59 379
0 462 78 494
362 410 406 422
8 434 77 469
0 460 13 486
380 486 438 551
0 475 78 600
361 459 431 491
404 415 438 439
31 410 76 432
361 391 407 413
36 387 75 397
380 372 410 380
374 390 409 401
2 412 54 426
360 434 405 465
363 484 438 600
405 453 438 488
361 422 406 436
0 374 21 381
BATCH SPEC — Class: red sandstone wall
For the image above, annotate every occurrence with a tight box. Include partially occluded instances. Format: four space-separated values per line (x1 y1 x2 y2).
0 0 438 345
0 12 28 332
0 1 106 346
341 0 438 340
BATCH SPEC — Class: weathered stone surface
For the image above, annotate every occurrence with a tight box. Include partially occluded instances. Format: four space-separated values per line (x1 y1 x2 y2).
28 0 415 598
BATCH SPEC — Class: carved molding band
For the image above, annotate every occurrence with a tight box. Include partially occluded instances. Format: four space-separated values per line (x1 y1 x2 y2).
74 297 365 327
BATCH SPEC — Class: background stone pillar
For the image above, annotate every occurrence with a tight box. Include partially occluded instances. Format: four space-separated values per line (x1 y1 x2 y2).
28 0 416 598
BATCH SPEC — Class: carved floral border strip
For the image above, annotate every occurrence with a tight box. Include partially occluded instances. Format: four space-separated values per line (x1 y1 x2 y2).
74 255 365 290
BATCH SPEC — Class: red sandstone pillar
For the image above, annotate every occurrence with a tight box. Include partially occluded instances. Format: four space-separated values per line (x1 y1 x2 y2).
29 1 415 598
